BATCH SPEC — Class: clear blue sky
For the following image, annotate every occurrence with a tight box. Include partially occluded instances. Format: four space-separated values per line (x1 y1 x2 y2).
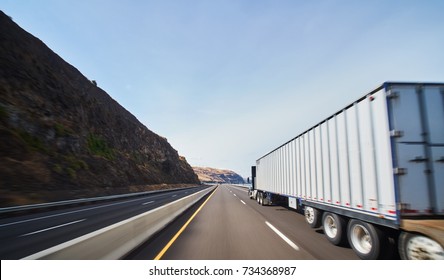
2 0 444 178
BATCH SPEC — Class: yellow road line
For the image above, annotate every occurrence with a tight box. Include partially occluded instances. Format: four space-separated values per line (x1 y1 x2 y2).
154 186 218 260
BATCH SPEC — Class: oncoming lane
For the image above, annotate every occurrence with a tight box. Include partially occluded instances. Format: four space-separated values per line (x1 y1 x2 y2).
0 186 205 259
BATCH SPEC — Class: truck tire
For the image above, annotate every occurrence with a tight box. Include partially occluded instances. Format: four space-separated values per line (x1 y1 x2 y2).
257 192 261 204
347 219 384 260
304 206 322 228
322 212 347 245
258 192 264 205
260 193 265 206
398 232 444 260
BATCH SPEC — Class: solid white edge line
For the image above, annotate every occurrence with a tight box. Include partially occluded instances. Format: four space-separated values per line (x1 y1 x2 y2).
20 219 86 237
265 221 300 251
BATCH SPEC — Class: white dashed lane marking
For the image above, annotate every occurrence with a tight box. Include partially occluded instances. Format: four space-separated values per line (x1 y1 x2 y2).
265 221 300 251
20 219 86 237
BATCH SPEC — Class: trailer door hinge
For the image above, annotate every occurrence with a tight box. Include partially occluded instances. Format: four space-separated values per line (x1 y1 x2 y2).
390 130 404 138
394 167 407 175
388 91 399 99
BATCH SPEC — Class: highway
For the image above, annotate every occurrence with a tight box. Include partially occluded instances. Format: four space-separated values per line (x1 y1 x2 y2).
126 185 359 260
0 186 206 259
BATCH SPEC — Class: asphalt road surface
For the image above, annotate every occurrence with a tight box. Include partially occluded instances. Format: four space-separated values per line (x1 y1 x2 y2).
0 186 206 259
126 185 359 260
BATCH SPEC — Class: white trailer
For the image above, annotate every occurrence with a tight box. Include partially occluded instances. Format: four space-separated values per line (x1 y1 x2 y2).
250 82 444 259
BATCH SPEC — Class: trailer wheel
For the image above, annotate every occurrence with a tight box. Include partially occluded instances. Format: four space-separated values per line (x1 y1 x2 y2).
322 212 346 245
258 192 264 205
304 207 322 228
398 232 444 260
256 192 261 204
347 220 384 260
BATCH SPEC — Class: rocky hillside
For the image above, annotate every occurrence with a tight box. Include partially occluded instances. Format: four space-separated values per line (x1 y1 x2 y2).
193 167 245 184
0 11 199 206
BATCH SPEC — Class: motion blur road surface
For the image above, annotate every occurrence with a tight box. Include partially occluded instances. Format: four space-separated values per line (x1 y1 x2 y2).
127 185 359 259
0 186 206 259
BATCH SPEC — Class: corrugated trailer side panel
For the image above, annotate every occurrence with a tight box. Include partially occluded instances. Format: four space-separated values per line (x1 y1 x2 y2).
273 150 277 194
328 117 341 206
280 148 284 194
315 125 324 202
299 88 396 220
278 149 281 194
288 143 293 196
282 146 287 194
276 149 280 194
303 134 310 200
284 145 288 195
320 122 332 203
296 138 303 197
287 141 292 196
337 111 351 207
269 151 272 192
257 83 444 220
271 152 274 191
280 146 284 194
304 132 311 199
274 150 278 194
309 129 317 201
357 97 379 213
256 85 398 224
371 88 397 217
347 104 364 210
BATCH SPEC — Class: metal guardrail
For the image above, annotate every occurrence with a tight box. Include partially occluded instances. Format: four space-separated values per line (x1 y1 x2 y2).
0 185 202 214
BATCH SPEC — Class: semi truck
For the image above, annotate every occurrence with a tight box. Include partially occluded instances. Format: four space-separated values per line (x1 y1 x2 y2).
249 82 444 259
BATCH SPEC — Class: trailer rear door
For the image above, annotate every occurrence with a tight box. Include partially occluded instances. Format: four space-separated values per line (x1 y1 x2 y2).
388 84 444 216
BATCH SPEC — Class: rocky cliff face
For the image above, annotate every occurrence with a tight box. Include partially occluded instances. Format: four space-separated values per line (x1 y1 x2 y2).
0 11 199 206
193 167 245 184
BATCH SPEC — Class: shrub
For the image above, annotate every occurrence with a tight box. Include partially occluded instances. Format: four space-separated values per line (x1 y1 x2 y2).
87 133 114 160
64 155 88 170
53 164 63 174
54 123 73 137
66 167 77 179
18 130 47 152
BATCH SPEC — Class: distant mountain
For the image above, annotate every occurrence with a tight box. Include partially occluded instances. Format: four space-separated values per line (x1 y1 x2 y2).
0 11 199 206
193 167 245 184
